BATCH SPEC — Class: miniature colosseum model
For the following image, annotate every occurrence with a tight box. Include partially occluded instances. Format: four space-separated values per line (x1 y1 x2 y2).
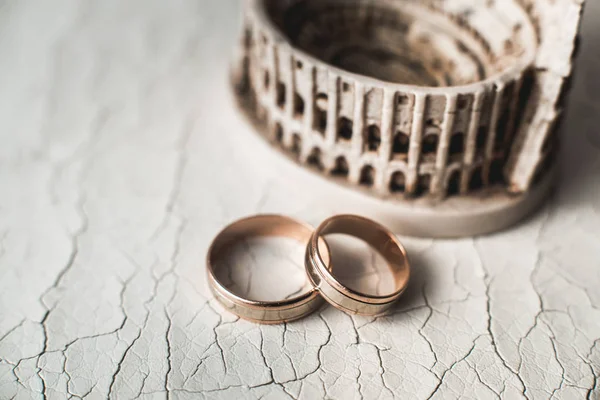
231 0 585 237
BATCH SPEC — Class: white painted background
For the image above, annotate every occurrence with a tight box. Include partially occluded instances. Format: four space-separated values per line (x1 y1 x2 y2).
0 1 598 398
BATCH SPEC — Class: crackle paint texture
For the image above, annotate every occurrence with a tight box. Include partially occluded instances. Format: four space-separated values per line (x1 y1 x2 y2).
0 1 599 399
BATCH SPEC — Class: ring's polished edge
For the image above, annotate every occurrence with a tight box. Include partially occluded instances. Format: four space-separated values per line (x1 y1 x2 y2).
306 214 410 316
206 214 330 323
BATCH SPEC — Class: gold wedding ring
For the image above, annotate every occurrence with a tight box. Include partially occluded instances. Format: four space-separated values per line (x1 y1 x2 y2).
206 215 330 324
305 215 410 316
207 214 410 322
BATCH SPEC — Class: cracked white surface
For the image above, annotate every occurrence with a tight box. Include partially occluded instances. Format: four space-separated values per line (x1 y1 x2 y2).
0 1 599 399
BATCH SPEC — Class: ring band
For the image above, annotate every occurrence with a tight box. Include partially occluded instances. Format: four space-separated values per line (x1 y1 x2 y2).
305 215 410 316
206 215 330 323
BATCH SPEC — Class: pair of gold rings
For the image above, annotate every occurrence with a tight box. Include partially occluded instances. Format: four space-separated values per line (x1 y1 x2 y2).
206 214 410 323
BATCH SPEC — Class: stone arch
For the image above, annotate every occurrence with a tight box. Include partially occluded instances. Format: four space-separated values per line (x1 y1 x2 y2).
447 169 461 196
389 171 406 193
393 131 410 155
331 156 349 177
306 147 324 171
359 165 375 187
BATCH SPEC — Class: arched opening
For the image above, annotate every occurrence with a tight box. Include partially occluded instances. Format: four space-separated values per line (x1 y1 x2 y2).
364 124 381 152
396 94 409 106
476 126 487 151
489 159 505 184
306 147 324 171
422 134 438 156
494 112 509 150
415 174 431 196
294 93 305 117
469 166 484 190
276 82 286 108
338 117 353 141
393 131 410 155
291 134 302 157
359 165 375 187
331 156 349 177
389 171 406 193
449 132 464 156
237 57 251 94
447 170 461 196
314 93 328 134
274 122 283 143
457 96 470 110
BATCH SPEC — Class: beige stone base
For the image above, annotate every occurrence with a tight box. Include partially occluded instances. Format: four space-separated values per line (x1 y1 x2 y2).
314 169 554 238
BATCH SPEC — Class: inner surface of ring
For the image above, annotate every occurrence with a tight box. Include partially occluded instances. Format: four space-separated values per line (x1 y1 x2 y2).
323 234 397 297
210 216 329 302
315 218 409 296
